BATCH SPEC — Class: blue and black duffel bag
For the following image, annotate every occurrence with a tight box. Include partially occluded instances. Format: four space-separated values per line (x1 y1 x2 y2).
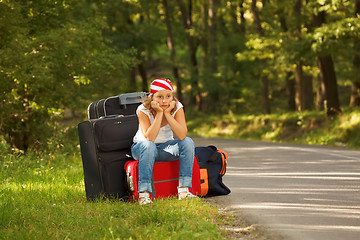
195 145 231 197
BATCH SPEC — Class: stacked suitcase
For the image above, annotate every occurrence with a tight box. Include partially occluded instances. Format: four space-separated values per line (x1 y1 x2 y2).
78 92 147 200
87 92 145 120
78 91 207 201
125 159 201 201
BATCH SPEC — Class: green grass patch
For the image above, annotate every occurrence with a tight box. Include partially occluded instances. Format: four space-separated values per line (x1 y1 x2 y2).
187 107 360 149
0 150 232 239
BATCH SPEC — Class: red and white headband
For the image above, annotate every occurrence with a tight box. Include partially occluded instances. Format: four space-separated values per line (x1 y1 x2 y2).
149 79 174 96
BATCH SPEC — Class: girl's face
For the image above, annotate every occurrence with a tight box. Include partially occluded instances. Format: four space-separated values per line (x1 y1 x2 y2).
153 90 174 110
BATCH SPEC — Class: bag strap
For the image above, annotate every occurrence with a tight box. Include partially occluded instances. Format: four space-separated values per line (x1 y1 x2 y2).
217 149 228 175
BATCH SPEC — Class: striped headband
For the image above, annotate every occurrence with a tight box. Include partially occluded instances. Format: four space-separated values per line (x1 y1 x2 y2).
149 79 174 95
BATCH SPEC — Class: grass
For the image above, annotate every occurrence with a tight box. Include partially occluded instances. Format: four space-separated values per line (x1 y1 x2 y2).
187 107 360 149
0 150 230 240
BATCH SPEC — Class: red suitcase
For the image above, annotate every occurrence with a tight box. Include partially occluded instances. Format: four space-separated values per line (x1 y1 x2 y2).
125 159 201 201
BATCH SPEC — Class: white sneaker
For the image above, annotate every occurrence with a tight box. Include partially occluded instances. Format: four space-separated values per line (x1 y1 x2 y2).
138 192 153 205
178 187 198 200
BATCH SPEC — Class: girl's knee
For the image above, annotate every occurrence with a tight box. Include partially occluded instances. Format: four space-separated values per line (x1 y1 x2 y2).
140 141 157 153
132 141 157 160
180 137 195 148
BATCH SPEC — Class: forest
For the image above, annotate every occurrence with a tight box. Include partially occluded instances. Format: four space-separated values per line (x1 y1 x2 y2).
1 0 360 152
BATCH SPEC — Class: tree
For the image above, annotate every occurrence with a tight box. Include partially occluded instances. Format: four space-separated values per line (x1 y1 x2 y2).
250 0 270 114
177 0 202 110
313 9 341 115
162 0 182 101
351 0 360 107
278 5 296 111
208 0 219 72
0 0 137 151
294 0 314 111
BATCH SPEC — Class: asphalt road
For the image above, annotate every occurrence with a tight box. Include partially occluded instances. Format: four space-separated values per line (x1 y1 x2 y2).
193 137 360 240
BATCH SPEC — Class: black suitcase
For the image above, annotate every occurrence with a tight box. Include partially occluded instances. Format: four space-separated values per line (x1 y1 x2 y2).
87 92 147 120
87 99 103 120
78 114 139 200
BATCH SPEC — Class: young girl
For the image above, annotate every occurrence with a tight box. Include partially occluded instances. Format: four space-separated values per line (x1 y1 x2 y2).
131 79 197 205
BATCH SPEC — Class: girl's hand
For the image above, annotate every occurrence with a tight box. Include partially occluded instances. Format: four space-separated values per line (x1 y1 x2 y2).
164 101 176 114
151 101 163 112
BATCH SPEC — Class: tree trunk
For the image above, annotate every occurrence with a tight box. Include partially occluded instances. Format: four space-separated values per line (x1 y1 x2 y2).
350 0 360 106
162 0 182 101
317 56 341 115
293 0 314 111
138 63 148 92
313 11 341 115
200 2 209 69
303 74 313 110
316 75 326 110
294 62 314 111
286 72 296 111
127 16 148 93
278 9 295 111
294 61 303 110
250 0 270 114
178 0 201 110
129 67 137 92
208 0 219 72
294 0 302 111
251 0 263 35
261 73 270 114
207 0 220 104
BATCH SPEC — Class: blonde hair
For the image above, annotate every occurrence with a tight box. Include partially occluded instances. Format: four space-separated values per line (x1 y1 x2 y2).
143 94 177 116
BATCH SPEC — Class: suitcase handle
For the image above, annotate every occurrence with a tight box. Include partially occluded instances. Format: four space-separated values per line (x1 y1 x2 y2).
118 92 148 107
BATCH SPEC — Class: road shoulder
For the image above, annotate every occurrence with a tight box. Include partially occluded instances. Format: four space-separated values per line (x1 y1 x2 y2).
206 196 286 240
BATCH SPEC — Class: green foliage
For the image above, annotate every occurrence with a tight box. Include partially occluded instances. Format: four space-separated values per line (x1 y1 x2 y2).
0 1 138 151
0 151 227 239
312 17 360 55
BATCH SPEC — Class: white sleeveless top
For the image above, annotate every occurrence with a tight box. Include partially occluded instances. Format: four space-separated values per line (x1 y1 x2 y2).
133 101 183 143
